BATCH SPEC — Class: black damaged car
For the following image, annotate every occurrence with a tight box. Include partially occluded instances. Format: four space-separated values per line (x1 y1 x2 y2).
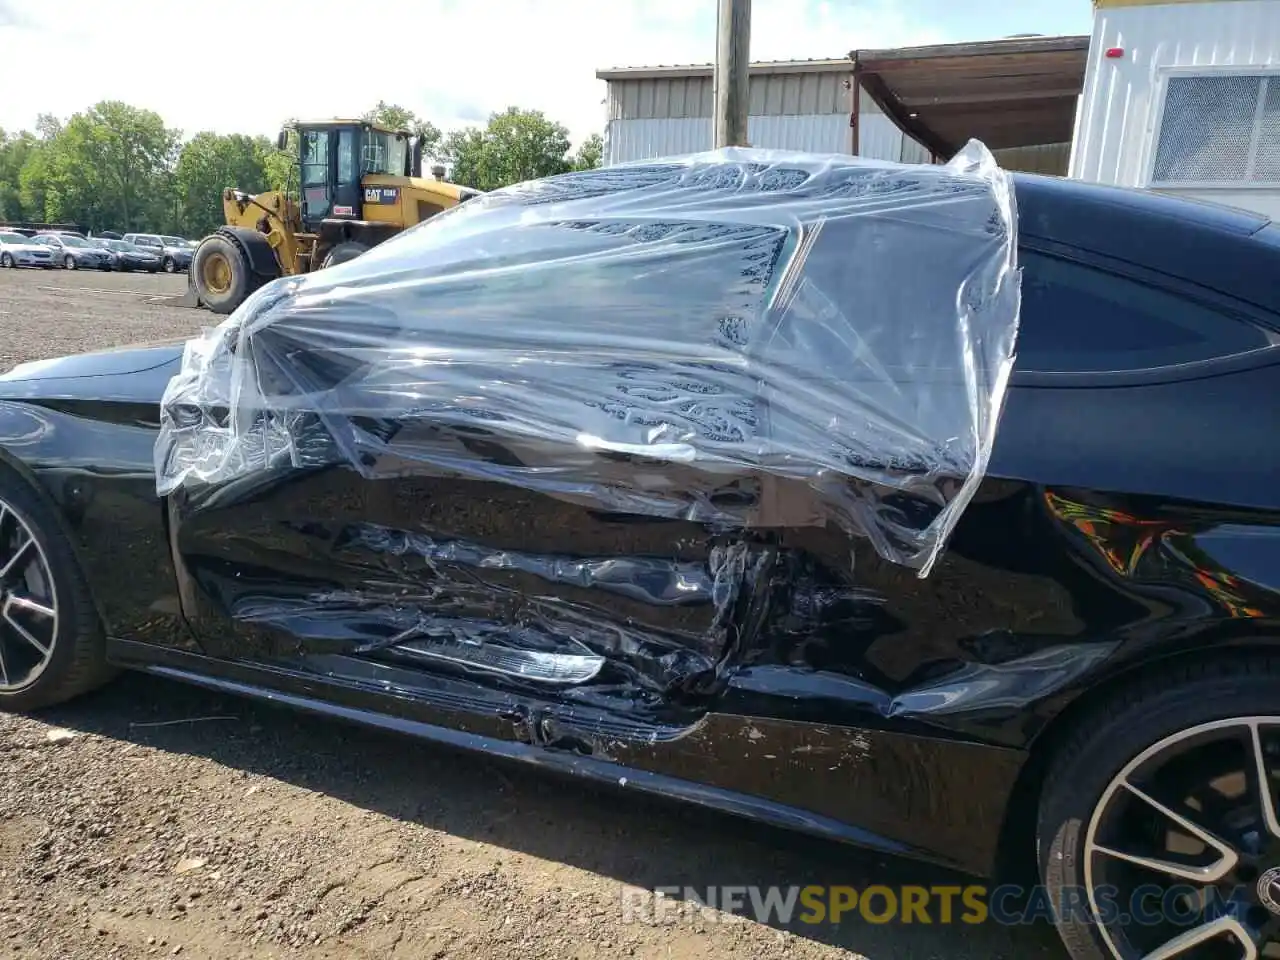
1 151 1279 960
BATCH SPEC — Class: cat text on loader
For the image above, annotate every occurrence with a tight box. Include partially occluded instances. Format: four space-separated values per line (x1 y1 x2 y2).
185 118 482 314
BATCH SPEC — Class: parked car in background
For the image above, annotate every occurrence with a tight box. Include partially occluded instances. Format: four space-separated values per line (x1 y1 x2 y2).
0 231 56 269
122 233 192 273
96 239 161 273
86 238 120 270
95 230 123 240
160 236 195 273
33 232 114 270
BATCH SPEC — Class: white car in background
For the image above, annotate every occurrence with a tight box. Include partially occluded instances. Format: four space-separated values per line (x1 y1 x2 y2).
0 232 56 269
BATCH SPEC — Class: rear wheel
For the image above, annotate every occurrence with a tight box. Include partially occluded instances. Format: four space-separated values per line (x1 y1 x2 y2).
63 255 76 270
163 256 176 273
1 253 13 268
320 241 369 269
1038 658 1280 960
0 472 113 712
191 234 251 315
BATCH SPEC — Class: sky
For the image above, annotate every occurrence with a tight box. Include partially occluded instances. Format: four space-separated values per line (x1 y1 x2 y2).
0 0 1093 148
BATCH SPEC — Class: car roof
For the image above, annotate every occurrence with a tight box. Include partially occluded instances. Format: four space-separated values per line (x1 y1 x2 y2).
1011 173 1277 313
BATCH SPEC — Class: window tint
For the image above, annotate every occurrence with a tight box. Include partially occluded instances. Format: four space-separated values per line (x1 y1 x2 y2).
337 128 357 184
301 130 328 187
1016 251 1275 374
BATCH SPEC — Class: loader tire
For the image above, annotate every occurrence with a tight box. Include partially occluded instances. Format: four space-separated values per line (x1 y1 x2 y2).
192 234 252 315
320 242 369 270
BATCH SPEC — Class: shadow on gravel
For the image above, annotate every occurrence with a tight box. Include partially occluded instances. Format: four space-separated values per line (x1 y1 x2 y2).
37 672 1067 960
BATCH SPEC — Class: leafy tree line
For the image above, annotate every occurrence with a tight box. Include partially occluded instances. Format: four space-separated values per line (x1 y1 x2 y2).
0 100 603 239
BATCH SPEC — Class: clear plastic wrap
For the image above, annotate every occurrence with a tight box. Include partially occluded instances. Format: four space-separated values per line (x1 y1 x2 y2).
156 141 1020 575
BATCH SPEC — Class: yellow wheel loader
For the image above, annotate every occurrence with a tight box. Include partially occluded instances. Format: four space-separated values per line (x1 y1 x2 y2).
186 119 481 314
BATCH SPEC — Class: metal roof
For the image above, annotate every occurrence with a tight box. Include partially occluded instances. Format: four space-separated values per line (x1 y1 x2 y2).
596 59 852 81
292 119 412 136
850 35 1090 157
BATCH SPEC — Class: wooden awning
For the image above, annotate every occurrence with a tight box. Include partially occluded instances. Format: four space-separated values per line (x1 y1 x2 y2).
850 36 1090 158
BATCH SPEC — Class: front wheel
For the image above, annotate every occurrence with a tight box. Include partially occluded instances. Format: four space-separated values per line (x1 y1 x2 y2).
1038 657 1280 960
163 256 175 273
0 471 114 712
190 234 252 314
63 255 76 270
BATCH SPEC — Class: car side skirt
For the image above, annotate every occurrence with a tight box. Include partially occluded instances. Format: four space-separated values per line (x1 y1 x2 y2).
108 638 1026 876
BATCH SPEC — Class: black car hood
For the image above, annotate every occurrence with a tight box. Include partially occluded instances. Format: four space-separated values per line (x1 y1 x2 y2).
0 341 185 402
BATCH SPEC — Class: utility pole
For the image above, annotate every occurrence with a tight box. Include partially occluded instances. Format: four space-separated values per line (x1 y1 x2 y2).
712 0 751 147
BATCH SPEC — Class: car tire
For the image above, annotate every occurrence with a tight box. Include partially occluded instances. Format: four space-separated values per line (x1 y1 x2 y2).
1037 656 1280 960
0 469 115 712
63 255 76 270
191 234 252 314
0 253 13 268
163 256 175 273
320 241 369 269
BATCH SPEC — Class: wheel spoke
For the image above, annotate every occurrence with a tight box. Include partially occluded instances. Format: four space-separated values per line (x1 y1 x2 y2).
1140 914 1257 960
1091 842 1235 884
1248 722 1280 840
0 498 58 692
2 602 50 657
0 537 33 580
4 594 54 620
1092 780 1240 883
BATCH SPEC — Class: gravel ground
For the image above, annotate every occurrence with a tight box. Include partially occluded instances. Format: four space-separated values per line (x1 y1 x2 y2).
0 268 1068 960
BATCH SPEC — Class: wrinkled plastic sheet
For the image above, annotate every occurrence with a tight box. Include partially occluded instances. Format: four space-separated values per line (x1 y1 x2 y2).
156 142 1020 575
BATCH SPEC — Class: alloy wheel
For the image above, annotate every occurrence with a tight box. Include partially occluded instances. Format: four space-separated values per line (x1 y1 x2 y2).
64 255 75 270
1085 717 1280 959
0 497 58 692
1 253 13 268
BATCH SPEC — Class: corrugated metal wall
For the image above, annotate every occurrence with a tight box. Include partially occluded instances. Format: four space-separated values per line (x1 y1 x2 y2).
604 76 932 165
608 70 849 120
993 142 1072 175
1070 0 1280 202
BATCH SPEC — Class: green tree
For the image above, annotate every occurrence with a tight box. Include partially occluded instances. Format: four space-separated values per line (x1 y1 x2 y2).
17 148 50 222
34 113 62 140
175 132 274 237
0 130 43 220
571 133 604 171
443 107 573 191
264 120 297 194
39 101 179 231
363 101 442 160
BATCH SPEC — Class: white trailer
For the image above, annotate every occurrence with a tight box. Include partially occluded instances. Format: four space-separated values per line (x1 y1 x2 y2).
1070 0 1280 216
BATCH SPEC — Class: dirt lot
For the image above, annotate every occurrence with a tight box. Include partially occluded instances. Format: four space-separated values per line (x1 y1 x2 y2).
0 268 1068 960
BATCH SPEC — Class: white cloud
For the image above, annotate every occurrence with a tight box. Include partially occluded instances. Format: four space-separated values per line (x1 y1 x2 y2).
0 0 945 146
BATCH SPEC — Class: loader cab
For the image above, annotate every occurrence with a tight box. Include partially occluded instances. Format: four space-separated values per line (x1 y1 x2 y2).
291 120 416 231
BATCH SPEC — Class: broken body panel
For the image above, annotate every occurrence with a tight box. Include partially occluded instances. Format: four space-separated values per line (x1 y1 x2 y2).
3 151 1279 877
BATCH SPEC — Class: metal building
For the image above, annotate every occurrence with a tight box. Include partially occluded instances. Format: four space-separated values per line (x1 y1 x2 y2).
596 59 932 166
598 37 1091 174
1070 0 1280 217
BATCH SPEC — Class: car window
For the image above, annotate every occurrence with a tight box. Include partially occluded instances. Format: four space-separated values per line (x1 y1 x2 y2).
0 233 27 244
1015 251 1277 374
